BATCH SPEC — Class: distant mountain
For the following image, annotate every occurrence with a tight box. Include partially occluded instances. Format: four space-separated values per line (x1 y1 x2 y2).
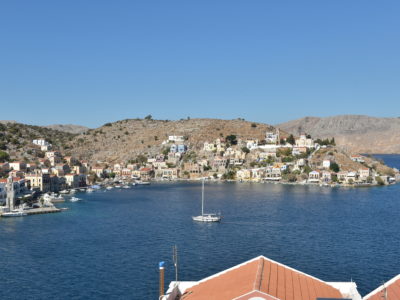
45 124 89 134
277 115 400 154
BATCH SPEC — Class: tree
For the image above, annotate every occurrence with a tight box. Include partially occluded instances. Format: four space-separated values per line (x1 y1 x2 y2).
375 176 385 186
145 115 152 120
226 135 237 145
330 162 340 173
162 147 170 156
287 134 295 145
241 147 250 154
251 123 257 128
0 151 9 162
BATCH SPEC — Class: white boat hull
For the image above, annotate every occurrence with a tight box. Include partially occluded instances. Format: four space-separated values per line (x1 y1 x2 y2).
192 214 221 222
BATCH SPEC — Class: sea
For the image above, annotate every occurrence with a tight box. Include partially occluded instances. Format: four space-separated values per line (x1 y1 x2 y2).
0 154 399 299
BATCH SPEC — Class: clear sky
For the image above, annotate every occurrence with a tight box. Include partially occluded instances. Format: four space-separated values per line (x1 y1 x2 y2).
1 1 399 128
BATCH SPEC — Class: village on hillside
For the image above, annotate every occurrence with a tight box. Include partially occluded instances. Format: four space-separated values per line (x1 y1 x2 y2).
0 128 399 213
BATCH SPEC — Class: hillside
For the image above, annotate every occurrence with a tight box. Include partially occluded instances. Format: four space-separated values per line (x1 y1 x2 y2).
0 122 76 162
277 115 400 154
45 124 89 134
67 118 286 163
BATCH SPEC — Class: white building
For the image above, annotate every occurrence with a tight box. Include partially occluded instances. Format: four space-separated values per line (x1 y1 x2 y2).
295 134 314 148
308 171 320 183
265 130 279 144
322 160 331 169
33 139 51 147
168 136 185 143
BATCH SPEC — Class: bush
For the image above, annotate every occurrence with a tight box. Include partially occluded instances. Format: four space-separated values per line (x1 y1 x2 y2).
0 150 9 162
251 123 257 128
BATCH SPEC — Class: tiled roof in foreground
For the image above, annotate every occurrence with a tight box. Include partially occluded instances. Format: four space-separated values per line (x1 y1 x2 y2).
181 255 344 300
363 274 400 300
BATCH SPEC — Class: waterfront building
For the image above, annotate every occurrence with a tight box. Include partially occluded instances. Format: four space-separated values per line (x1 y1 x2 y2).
161 255 362 300
321 171 332 183
155 168 179 180
183 163 202 179
308 171 320 183
139 167 153 181
92 166 105 178
358 168 370 182
265 167 282 181
65 173 79 188
236 169 251 181
25 170 51 192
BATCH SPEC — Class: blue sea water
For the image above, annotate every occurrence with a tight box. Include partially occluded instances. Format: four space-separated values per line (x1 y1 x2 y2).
0 155 399 299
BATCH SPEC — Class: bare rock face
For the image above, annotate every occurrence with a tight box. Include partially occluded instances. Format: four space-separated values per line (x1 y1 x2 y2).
277 115 400 154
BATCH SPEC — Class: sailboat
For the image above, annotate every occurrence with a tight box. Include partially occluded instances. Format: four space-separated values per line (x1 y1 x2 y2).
192 179 222 222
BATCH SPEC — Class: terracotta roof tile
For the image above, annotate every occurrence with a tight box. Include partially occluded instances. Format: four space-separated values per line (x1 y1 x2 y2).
180 256 344 300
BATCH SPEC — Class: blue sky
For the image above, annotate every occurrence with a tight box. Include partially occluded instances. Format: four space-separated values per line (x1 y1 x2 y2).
1 1 399 127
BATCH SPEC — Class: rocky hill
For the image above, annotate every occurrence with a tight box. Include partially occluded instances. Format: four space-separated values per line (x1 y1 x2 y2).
45 124 89 134
277 115 400 154
67 118 285 163
0 122 76 162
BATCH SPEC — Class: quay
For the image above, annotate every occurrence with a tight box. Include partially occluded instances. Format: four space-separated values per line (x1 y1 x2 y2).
25 207 61 215
0 206 61 217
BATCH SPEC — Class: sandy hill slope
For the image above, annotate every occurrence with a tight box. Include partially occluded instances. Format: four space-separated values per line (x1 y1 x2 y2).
277 115 400 154
68 118 285 163
45 124 89 134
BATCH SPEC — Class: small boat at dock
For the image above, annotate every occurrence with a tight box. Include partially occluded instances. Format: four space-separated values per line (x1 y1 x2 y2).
70 197 81 202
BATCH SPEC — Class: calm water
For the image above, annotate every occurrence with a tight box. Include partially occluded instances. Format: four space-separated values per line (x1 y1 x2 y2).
1 155 399 299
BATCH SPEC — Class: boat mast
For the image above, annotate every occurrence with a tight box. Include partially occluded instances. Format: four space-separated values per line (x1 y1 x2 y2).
201 178 204 216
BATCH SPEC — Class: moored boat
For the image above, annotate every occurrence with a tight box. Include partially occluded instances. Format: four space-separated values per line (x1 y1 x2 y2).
192 179 222 223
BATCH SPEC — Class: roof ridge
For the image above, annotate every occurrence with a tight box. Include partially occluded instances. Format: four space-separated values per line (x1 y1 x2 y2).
254 257 264 291
363 273 400 299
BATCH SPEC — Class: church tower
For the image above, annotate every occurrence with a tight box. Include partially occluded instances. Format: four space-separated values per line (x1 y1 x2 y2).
6 175 15 210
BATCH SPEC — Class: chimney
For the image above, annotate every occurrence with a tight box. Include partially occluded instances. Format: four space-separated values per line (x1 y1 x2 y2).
159 261 165 298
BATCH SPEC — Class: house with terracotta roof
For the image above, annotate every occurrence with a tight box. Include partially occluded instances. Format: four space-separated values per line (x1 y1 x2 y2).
161 255 361 300
363 274 400 300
